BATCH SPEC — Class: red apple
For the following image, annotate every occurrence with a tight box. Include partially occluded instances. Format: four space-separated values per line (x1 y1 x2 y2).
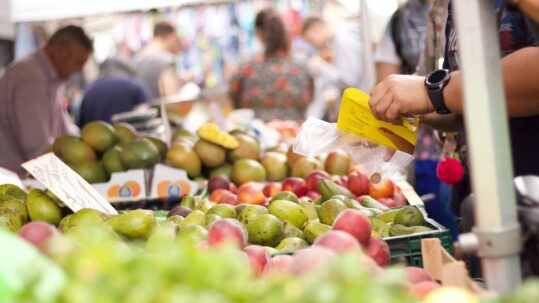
314 230 361 254
306 191 320 200
325 149 351 175
360 255 383 275
18 221 59 251
289 246 337 276
305 170 331 193
409 281 441 300
262 182 282 198
378 198 399 208
347 172 370 196
281 177 308 197
207 175 231 193
405 267 433 285
393 193 407 207
332 175 348 188
237 183 265 205
332 209 372 246
368 179 395 200
229 183 237 194
210 189 238 205
264 254 294 275
207 218 248 249
365 237 391 267
245 245 271 276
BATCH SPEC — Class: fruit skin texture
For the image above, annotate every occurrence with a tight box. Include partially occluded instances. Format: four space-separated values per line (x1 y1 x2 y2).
209 189 238 205
410 281 441 300
166 145 202 178
26 189 63 225
289 246 336 276
207 218 248 249
305 170 331 193
232 159 267 185
102 147 127 174
168 206 192 218
18 221 59 251
281 177 308 197
347 172 370 196
228 134 260 162
364 237 391 267
194 139 226 168
268 200 308 228
324 149 351 175
303 221 332 244
313 230 361 254
332 209 372 246
368 179 395 200
394 206 426 227
109 209 157 240
70 161 108 184
244 245 271 276
247 214 284 247
81 121 118 152
238 205 268 226
405 266 434 285
237 183 265 205
291 157 323 179
120 138 160 169
260 152 289 181
262 182 282 198
264 254 294 275
207 175 231 193
61 139 96 164
113 122 138 143
318 199 348 226
423 287 479 303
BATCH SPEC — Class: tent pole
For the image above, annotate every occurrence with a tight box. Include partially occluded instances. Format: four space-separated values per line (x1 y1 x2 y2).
453 0 522 295
359 0 376 91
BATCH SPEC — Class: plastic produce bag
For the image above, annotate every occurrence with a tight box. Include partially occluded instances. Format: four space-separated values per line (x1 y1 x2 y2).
294 88 418 182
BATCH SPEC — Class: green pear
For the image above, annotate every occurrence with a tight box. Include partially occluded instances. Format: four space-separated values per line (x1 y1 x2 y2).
238 205 268 226
179 210 206 228
207 204 236 219
26 189 62 225
303 221 332 244
247 214 284 247
275 237 309 252
178 224 208 243
268 200 308 228
318 199 348 225
109 209 156 239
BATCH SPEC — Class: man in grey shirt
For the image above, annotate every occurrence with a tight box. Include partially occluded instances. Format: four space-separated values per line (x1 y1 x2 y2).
0 25 92 176
135 21 182 100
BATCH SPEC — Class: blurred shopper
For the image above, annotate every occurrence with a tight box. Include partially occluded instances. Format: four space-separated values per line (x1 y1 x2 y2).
228 9 313 122
301 16 364 121
135 21 182 100
0 25 92 176
78 57 149 126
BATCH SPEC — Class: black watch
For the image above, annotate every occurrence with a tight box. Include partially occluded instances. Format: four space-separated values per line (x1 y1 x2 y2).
425 69 452 115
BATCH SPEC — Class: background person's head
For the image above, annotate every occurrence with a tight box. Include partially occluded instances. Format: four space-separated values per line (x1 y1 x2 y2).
254 9 289 57
301 16 333 50
45 25 93 80
153 21 182 54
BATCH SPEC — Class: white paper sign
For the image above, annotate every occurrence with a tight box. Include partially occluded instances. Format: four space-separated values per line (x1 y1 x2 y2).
22 153 118 215
0 167 24 188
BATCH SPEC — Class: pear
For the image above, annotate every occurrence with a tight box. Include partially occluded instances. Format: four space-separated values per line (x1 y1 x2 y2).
26 189 62 225
109 209 156 239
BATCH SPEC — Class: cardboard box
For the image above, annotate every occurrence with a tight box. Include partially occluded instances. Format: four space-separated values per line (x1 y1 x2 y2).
149 164 198 199
92 169 147 203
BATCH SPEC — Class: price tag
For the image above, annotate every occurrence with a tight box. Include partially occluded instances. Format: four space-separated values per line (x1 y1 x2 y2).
0 168 24 188
21 153 118 215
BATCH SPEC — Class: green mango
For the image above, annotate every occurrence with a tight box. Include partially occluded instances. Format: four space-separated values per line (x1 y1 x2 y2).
109 209 156 239
247 214 284 247
275 237 309 252
317 199 348 225
0 193 28 224
318 179 353 202
26 189 62 225
268 200 308 228
0 184 28 202
178 224 208 243
238 205 268 226
179 195 196 209
303 221 332 244
269 191 299 204
179 210 206 228
299 200 318 221
282 220 305 239
207 204 236 219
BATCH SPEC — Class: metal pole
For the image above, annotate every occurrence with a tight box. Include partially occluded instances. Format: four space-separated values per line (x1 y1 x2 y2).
359 0 376 91
453 0 522 294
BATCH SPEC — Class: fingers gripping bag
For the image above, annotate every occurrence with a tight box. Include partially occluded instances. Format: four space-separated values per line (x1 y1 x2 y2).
294 88 419 183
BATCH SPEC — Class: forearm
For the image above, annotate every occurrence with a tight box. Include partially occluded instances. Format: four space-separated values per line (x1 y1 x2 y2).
443 47 539 117
420 113 464 133
376 62 401 84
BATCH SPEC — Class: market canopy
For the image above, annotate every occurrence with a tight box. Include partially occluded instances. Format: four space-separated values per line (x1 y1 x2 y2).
10 0 228 22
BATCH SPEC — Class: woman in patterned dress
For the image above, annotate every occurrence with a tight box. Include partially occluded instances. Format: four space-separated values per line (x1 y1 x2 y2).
228 9 314 122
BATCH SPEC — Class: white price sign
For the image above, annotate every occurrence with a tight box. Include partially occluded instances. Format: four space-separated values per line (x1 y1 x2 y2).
22 153 118 215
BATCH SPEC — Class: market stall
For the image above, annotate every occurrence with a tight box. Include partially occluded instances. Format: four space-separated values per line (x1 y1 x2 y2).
1 0 538 302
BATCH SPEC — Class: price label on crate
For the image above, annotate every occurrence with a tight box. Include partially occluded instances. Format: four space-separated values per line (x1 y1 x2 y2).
22 153 118 215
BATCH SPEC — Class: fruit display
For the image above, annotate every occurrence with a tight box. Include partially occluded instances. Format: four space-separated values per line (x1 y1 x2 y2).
50 121 165 184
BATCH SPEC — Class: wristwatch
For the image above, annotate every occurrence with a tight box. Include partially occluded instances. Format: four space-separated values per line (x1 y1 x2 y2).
424 69 452 115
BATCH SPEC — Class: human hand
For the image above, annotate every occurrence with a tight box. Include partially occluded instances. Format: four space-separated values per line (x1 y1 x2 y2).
369 75 435 124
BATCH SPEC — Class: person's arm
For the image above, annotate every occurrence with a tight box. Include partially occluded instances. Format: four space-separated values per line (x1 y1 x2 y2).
374 25 402 84
158 66 180 97
369 47 539 124
376 62 401 84
519 0 539 23
420 113 464 132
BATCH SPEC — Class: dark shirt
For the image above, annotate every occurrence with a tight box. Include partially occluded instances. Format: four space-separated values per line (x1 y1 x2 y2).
444 0 539 177
79 75 149 127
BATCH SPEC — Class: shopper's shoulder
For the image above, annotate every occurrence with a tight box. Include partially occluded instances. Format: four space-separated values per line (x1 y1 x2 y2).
2 54 46 83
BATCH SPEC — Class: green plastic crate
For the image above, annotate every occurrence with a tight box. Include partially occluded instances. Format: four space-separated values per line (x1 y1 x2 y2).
385 207 453 267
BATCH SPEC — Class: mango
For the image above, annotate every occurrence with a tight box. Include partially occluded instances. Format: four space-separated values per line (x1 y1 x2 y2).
298 200 318 221
268 199 308 228
207 204 237 219
282 220 305 239
26 189 62 225
275 237 309 252
247 214 284 247
318 199 348 225
109 209 156 239
303 221 332 244
0 184 27 202
179 210 206 228
178 224 208 243
238 205 268 226
394 206 426 227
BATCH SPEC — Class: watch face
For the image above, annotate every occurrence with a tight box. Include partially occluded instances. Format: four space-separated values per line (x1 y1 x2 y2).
426 69 450 87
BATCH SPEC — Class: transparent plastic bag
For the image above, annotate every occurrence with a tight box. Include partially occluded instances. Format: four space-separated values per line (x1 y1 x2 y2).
293 117 413 182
